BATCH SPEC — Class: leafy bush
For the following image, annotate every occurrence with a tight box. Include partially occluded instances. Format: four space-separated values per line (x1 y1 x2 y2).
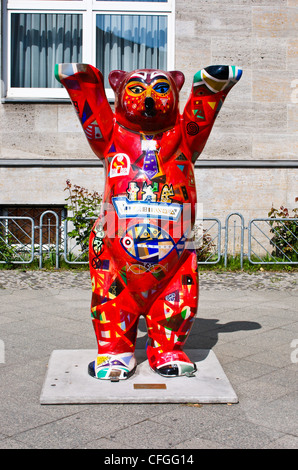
64 180 102 253
268 200 298 260
0 231 16 266
193 225 216 262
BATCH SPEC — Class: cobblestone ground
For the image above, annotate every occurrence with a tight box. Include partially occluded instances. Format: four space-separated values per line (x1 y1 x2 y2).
0 269 297 291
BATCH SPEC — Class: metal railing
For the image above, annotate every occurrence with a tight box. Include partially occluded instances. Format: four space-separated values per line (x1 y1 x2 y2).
248 218 298 264
195 218 222 265
0 216 35 264
224 213 245 268
63 217 97 265
0 211 297 268
39 211 60 269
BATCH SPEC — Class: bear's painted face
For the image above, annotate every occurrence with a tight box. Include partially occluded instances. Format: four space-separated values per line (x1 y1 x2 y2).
123 71 174 119
109 69 184 133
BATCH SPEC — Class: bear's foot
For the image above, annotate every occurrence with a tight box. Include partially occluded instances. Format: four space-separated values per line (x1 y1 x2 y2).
88 352 137 381
156 361 197 377
147 349 197 378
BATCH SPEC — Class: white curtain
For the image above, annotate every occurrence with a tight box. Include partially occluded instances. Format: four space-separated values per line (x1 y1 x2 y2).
11 13 82 87
96 15 167 86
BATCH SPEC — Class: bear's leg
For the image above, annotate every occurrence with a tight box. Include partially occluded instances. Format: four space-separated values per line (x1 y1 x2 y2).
89 279 140 380
145 251 199 377
89 221 140 380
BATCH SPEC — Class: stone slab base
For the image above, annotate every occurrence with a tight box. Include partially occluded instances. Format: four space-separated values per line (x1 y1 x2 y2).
40 349 238 404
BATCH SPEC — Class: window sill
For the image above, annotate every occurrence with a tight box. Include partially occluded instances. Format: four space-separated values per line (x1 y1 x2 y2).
0 159 297 169
2 97 71 104
2 97 115 104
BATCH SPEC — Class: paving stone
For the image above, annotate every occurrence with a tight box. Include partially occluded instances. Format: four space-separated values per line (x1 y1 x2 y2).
0 271 297 449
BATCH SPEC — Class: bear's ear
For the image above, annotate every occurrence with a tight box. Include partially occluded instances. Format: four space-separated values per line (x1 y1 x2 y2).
108 70 128 93
168 71 185 91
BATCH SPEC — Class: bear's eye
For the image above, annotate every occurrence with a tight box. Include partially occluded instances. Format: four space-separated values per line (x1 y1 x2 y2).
153 82 170 94
128 85 145 94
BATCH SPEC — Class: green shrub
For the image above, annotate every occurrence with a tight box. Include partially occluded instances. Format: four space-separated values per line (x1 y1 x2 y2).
64 180 102 253
268 200 298 261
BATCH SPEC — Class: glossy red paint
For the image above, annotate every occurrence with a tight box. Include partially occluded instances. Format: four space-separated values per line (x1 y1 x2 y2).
56 63 242 378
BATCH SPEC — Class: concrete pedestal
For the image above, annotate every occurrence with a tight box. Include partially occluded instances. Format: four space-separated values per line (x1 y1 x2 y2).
40 349 238 405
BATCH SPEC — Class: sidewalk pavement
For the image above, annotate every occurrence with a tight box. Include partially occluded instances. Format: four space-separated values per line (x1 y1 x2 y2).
0 270 297 449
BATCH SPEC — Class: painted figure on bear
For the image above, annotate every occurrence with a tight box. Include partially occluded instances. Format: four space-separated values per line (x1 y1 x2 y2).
55 63 242 380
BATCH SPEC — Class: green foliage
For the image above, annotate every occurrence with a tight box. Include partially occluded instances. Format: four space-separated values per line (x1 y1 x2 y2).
0 231 16 267
64 180 102 253
268 200 298 261
197 254 297 273
195 228 216 262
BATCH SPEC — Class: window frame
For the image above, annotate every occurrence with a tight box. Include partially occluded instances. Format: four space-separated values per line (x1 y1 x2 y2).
4 0 175 101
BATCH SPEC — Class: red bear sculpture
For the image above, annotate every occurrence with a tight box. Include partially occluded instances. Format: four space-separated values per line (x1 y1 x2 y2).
55 63 242 380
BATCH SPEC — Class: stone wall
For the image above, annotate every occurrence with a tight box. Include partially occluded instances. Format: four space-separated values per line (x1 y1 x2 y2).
0 0 297 232
175 0 298 161
0 103 90 160
174 0 298 220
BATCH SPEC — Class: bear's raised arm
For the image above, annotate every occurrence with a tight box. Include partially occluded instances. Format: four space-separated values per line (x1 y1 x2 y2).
182 65 242 162
55 63 114 159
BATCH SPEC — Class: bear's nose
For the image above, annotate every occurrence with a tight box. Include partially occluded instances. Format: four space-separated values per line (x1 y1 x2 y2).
145 97 155 112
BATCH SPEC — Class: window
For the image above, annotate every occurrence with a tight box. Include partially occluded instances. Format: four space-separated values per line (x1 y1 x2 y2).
11 13 83 89
96 14 168 87
4 0 175 100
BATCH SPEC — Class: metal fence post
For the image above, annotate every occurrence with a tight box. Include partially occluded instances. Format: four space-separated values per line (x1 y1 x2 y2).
224 212 245 268
39 211 60 269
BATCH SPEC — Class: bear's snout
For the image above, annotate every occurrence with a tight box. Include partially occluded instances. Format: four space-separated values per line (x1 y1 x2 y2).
144 97 156 117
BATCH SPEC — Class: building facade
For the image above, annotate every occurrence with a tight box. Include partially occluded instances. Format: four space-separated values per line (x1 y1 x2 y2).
0 0 297 245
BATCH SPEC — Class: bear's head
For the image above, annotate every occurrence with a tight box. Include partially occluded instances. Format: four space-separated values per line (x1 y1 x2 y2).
109 69 185 133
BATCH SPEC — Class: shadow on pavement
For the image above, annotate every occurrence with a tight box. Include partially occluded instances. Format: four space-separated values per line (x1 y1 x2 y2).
135 317 262 351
